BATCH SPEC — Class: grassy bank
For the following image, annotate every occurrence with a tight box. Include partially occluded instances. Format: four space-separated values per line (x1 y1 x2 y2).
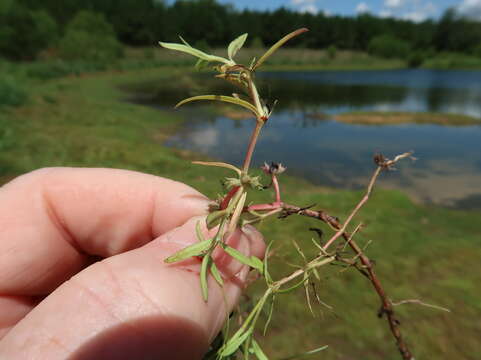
0 67 480 359
128 46 481 71
334 111 481 126
126 46 407 71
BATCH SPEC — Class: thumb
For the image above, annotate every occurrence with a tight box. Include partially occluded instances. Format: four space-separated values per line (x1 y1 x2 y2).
0 217 264 360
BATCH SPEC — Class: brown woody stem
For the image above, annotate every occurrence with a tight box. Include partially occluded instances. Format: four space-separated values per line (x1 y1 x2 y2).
279 152 416 360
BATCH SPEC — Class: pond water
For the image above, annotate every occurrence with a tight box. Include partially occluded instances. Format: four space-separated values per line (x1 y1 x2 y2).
135 69 481 210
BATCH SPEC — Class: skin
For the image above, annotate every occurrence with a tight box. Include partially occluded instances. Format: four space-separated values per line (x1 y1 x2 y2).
0 168 265 360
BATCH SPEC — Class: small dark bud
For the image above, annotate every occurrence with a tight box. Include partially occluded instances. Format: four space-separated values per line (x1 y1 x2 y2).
374 153 386 166
261 161 286 175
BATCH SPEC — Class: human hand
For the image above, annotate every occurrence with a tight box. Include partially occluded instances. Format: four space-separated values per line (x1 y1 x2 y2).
0 168 264 360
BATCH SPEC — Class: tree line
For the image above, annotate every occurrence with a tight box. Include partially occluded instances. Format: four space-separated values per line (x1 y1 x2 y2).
1 0 481 61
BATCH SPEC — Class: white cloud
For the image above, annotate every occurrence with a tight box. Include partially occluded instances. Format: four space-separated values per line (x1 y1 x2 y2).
457 0 481 19
402 1 436 22
379 9 392 18
290 0 318 14
356 2 370 14
379 0 437 22
385 0 404 8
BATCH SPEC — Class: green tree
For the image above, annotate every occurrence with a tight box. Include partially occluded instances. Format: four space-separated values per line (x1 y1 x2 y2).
249 36 265 49
0 3 57 60
368 34 411 59
58 10 123 62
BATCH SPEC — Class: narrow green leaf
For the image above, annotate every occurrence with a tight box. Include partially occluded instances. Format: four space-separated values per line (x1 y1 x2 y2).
206 209 228 230
178 35 191 47
195 58 210 71
263 295 275 335
219 329 252 356
200 255 210 301
263 241 274 285
279 345 328 360
164 238 212 263
228 33 248 60
249 256 264 275
252 28 308 70
251 339 268 360
192 161 242 176
292 239 307 262
210 261 224 286
226 191 247 236
195 221 206 242
175 95 259 116
223 245 264 273
277 277 307 294
159 41 232 64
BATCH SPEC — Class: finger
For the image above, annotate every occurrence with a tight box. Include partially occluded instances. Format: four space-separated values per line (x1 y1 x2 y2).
0 296 38 339
0 167 211 295
0 218 265 360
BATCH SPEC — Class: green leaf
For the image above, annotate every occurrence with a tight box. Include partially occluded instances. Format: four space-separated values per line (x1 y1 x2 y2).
263 295 275 335
164 238 212 263
249 256 264 274
279 345 328 360
195 221 207 242
263 241 274 285
228 33 248 60
192 161 242 176
195 58 210 71
159 41 232 64
251 339 268 360
252 28 308 70
223 245 264 274
210 261 224 286
178 35 191 47
206 209 228 230
175 95 259 117
277 278 307 294
200 255 210 301
219 328 252 356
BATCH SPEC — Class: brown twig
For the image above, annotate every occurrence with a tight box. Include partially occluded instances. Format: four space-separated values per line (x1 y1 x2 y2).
280 152 416 360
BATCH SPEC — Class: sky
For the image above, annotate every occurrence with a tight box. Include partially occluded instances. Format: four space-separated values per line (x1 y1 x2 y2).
215 0 481 22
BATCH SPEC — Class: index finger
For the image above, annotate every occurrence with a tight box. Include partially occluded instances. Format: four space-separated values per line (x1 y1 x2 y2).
0 167 211 295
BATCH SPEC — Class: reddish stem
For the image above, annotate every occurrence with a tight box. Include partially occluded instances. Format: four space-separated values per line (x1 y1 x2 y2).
242 121 262 173
272 174 281 203
220 186 240 210
247 202 283 212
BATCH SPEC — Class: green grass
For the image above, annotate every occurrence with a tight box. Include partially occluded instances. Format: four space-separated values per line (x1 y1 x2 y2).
126 46 407 71
0 66 480 359
333 111 481 126
424 52 481 70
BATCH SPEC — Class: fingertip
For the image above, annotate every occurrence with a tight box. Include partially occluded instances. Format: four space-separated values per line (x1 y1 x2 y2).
241 225 266 260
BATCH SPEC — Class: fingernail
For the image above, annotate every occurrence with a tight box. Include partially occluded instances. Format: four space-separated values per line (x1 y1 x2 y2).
181 193 212 214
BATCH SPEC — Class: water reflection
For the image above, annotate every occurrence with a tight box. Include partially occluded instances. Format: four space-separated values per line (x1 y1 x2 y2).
129 69 481 209
258 70 481 118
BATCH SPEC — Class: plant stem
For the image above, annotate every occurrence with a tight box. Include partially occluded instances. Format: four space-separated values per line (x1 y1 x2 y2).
242 120 262 173
242 74 265 173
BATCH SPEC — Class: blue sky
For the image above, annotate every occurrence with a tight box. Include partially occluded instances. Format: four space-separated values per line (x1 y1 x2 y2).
215 0 481 21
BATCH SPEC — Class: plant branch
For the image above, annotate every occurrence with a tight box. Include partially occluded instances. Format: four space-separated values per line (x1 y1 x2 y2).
242 120 263 173
279 152 416 360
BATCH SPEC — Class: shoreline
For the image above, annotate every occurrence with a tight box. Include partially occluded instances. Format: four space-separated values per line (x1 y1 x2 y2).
332 111 481 126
